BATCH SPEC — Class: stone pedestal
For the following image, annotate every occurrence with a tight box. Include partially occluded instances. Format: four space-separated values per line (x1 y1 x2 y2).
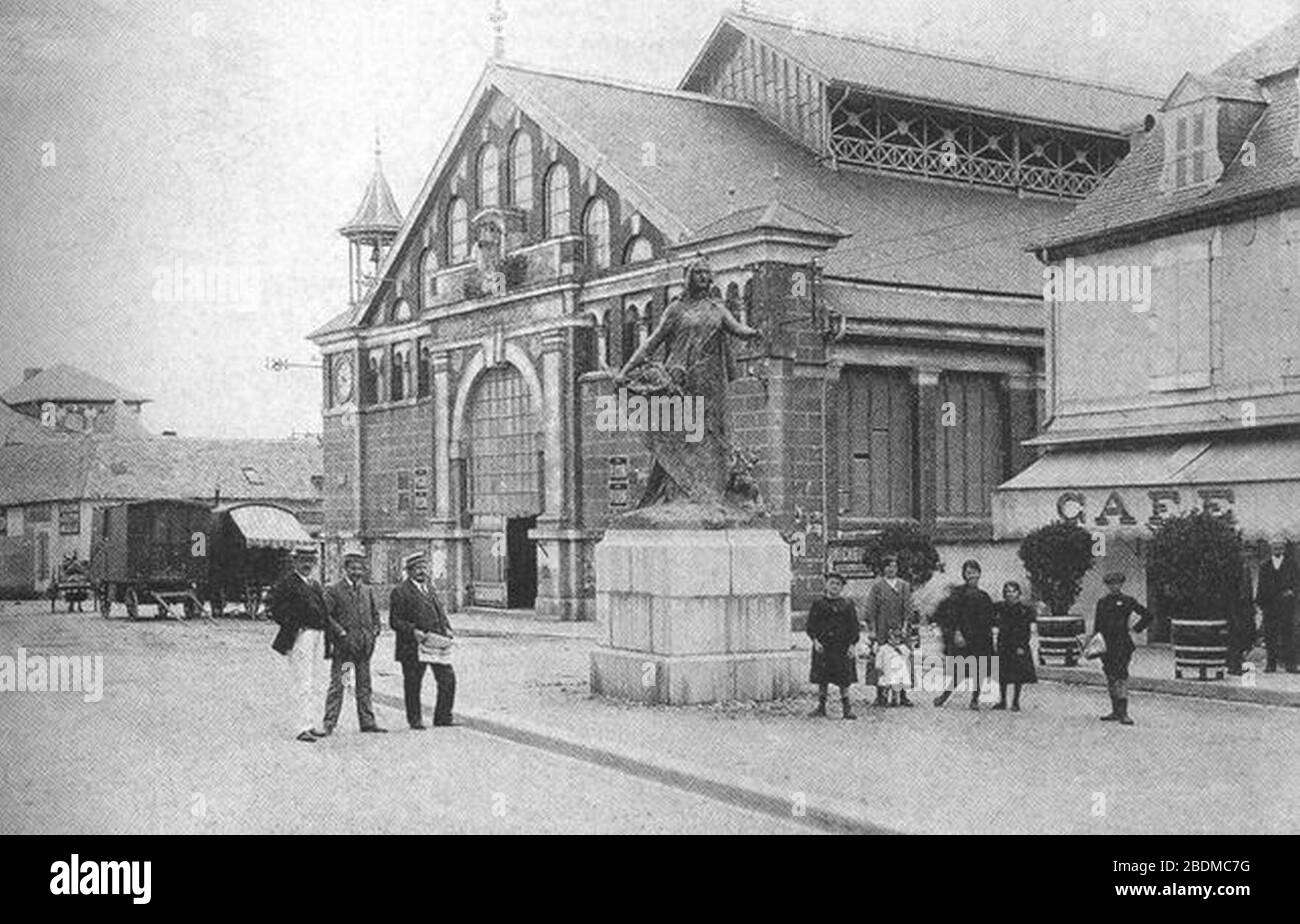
590 529 802 704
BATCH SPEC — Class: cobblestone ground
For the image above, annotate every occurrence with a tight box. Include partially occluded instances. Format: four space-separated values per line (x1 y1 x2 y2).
0 603 810 835
1 601 1296 834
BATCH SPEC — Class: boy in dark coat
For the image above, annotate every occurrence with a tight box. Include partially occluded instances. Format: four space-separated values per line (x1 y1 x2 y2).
1094 571 1152 725
991 580 1037 711
806 572 860 719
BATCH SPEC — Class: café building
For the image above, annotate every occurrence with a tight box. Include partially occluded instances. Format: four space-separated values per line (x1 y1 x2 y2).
994 15 1300 638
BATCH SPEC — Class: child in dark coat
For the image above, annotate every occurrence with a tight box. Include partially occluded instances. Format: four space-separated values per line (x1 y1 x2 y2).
992 581 1037 711
806 572 860 720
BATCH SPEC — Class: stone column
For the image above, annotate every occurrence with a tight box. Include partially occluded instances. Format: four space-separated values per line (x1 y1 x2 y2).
912 367 941 533
533 329 585 619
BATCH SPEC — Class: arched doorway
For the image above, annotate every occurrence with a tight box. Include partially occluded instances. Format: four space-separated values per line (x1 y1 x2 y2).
465 363 541 608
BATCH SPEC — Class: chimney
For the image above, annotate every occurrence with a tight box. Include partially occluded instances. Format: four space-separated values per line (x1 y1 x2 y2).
22 367 42 381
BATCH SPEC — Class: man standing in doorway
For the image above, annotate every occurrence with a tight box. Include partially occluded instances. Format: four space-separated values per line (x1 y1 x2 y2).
1256 537 1298 673
267 546 330 742
390 552 457 729
321 549 386 735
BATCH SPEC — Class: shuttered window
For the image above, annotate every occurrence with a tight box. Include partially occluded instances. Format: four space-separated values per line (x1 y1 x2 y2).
841 367 914 519
937 372 1006 517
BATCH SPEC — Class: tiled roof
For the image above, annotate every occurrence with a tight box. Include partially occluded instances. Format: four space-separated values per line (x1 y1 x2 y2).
495 63 1067 294
309 308 355 339
1215 12 1300 80
0 403 66 446
2 364 148 406
685 12 1161 134
0 435 323 507
1035 15 1300 252
341 157 403 236
686 199 849 243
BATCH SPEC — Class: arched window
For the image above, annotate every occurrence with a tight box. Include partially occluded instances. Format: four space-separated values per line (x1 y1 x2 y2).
478 145 499 208
623 236 653 264
390 344 410 402
417 337 431 398
447 197 468 264
420 249 438 308
509 132 533 208
583 197 610 270
545 163 570 237
364 350 384 406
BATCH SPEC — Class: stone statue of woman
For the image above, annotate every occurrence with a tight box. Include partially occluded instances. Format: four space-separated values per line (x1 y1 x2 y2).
614 257 764 525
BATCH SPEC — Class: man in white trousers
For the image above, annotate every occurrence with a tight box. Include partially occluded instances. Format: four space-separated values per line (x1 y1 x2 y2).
267 545 330 742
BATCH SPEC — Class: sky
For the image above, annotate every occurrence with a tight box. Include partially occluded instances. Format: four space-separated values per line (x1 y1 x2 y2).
1 0 1297 438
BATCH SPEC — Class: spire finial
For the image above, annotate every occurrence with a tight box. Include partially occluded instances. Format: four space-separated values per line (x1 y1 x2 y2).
374 126 382 161
490 0 507 59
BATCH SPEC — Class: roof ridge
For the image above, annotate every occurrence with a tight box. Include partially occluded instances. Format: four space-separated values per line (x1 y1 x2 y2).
728 9 1164 100
491 59 754 110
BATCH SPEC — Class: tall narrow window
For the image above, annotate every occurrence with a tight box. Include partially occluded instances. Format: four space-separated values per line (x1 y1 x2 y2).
584 197 610 270
447 197 468 264
420 249 438 308
509 131 533 207
417 338 432 398
545 163 570 237
478 145 499 208
390 344 410 402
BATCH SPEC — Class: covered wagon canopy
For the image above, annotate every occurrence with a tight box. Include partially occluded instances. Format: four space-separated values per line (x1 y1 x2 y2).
224 504 312 550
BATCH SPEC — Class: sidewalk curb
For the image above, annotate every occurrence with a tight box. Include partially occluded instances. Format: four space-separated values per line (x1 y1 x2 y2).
371 691 894 835
1037 665 1300 708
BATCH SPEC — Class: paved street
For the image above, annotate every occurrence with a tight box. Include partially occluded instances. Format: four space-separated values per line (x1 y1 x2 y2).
1 599 1296 834
0 603 809 835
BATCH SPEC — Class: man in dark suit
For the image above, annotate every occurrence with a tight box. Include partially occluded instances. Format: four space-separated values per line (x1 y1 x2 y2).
320 549 386 735
265 545 330 742
389 552 456 729
1256 537 1298 673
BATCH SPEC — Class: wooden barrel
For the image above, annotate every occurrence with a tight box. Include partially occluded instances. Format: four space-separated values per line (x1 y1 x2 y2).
1037 614 1084 665
1171 618 1228 681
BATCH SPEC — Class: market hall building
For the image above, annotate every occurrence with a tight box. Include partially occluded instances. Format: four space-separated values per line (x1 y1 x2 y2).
995 14 1300 637
309 9 1159 619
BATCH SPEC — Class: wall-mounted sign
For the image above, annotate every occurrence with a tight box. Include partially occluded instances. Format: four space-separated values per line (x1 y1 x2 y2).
1056 487 1235 528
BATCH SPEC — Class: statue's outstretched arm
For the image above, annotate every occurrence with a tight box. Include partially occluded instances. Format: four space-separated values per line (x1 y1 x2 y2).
617 303 676 381
721 307 762 340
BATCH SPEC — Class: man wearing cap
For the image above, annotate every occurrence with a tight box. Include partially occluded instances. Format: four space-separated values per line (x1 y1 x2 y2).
320 550 386 735
266 545 330 742
1255 537 1298 673
1093 571 1152 726
389 552 457 729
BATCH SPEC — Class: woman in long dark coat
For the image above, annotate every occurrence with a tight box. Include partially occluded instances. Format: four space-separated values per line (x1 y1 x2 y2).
806 572 860 720
933 559 996 710
992 580 1037 711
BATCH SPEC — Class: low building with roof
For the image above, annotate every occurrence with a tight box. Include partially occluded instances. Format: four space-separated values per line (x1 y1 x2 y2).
996 13 1300 638
308 7 1162 618
0 366 323 595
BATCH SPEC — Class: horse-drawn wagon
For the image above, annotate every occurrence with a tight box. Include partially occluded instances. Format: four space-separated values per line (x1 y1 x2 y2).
89 499 211 619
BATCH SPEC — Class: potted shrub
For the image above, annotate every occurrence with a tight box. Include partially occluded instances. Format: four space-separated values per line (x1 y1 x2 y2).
1018 520 1096 665
1146 509 1242 680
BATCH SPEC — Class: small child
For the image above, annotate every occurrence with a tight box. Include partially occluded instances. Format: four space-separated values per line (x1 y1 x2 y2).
875 624 913 706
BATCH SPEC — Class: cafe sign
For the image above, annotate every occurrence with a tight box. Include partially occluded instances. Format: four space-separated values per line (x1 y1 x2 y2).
1055 486 1235 528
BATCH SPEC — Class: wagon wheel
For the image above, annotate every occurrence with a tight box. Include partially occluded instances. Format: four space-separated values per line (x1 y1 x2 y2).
124 586 140 621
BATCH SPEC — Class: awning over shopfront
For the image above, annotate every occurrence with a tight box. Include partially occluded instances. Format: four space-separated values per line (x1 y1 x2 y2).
227 504 312 550
993 433 1300 541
